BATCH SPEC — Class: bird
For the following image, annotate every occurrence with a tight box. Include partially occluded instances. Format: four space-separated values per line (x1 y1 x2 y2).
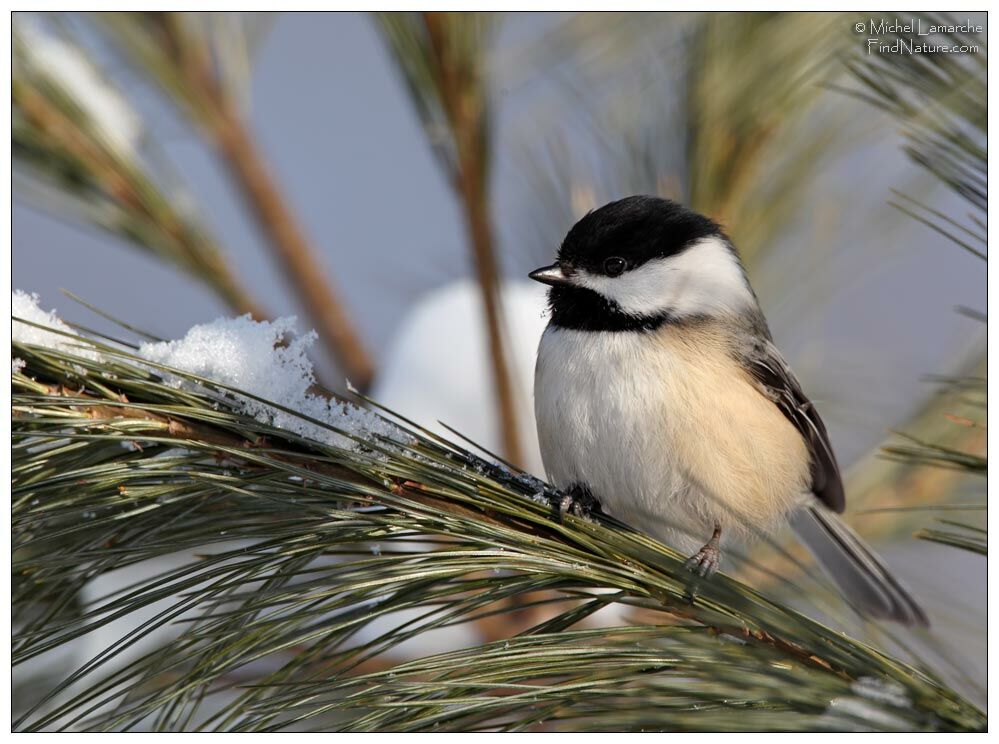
529 195 928 626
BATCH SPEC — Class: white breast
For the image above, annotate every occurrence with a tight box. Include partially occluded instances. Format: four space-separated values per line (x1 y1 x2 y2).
533 325 811 552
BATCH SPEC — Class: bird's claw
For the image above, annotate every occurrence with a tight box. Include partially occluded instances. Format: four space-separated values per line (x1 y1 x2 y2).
684 543 721 578
553 484 601 522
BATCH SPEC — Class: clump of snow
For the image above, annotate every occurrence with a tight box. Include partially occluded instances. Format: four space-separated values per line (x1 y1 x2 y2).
12 289 407 453
138 314 407 453
12 290 100 361
11 357 26 374
15 19 141 158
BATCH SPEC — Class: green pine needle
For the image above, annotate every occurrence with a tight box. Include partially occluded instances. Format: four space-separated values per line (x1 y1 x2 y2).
11 316 985 732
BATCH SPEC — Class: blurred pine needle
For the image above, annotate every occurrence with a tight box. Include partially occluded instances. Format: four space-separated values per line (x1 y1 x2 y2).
838 11 986 259
747 12 986 575
847 14 987 550
12 17 265 320
509 12 854 269
13 12 375 388
914 521 986 556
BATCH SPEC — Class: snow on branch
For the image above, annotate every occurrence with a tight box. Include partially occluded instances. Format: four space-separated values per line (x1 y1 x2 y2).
12 290 405 453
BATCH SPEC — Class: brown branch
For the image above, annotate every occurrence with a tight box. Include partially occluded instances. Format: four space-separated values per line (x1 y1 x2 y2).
421 12 524 467
35 383 263 451
152 14 375 390
208 108 375 389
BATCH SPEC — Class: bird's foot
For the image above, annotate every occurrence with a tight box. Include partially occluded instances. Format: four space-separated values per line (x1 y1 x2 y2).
554 483 602 522
684 526 722 578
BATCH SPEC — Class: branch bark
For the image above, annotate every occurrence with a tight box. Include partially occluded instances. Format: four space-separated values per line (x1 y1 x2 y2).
421 12 524 467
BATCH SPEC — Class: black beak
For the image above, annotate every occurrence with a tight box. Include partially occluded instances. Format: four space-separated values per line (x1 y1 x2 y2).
529 263 573 287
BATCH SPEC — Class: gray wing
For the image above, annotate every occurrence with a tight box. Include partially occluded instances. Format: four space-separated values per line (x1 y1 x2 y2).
742 339 845 513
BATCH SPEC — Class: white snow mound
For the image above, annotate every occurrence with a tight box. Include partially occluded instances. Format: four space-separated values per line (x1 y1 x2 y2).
139 314 405 452
12 290 101 361
373 279 550 477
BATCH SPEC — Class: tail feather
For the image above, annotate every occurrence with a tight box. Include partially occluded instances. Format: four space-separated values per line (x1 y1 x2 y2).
792 507 929 627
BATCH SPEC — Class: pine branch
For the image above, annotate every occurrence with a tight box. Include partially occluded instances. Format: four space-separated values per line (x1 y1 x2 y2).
914 520 986 556
12 312 985 732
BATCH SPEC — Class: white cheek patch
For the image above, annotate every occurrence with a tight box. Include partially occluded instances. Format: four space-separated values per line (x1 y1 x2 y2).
575 237 754 318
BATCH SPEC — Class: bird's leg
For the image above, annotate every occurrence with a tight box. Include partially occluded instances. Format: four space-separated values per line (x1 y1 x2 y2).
554 483 602 522
684 524 722 577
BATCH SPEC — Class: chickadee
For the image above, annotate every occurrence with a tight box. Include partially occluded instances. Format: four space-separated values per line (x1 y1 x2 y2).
530 195 927 626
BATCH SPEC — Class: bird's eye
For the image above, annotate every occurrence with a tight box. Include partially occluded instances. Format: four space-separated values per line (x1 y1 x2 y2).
603 257 627 277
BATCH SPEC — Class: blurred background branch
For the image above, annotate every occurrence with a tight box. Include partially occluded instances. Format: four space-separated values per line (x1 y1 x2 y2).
96 12 375 388
837 11 986 520
12 18 266 320
14 12 375 388
505 13 854 271
376 11 523 466
837 12 986 260
682 13 850 263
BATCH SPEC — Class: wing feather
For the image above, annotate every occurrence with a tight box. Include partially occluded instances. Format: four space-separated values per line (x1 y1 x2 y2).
743 340 845 512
